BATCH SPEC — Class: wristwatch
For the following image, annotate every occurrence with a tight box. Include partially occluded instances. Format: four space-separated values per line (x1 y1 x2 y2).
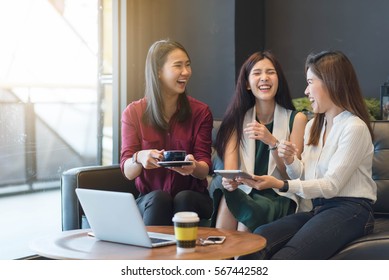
268 139 280 151
279 180 289 192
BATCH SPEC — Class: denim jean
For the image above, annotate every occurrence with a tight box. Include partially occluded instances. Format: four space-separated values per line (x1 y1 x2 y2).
239 197 374 260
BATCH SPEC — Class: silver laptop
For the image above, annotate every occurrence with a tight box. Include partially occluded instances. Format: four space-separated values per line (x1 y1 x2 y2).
75 188 176 248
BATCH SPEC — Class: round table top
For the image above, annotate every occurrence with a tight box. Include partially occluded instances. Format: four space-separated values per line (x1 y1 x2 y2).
30 226 266 260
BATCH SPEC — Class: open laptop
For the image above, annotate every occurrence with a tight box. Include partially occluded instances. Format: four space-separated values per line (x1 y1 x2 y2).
75 188 176 248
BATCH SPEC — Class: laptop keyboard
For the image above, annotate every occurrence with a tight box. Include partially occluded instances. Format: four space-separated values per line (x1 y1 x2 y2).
150 237 171 244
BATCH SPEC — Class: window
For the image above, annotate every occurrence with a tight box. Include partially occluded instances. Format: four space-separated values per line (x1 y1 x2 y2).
0 0 112 259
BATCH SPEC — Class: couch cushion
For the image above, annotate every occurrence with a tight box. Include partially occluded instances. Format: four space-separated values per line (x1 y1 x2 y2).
371 121 389 215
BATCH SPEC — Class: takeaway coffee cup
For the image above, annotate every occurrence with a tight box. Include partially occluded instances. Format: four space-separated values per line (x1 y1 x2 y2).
172 211 200 253
163 150 186 161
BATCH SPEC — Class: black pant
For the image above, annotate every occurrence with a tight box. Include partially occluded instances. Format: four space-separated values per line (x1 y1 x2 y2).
136 190 213 226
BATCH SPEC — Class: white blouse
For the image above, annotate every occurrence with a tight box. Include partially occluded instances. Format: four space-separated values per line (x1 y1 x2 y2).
286 111 377 202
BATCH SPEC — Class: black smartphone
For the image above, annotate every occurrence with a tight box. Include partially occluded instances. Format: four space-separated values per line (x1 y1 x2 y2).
205 236 226 244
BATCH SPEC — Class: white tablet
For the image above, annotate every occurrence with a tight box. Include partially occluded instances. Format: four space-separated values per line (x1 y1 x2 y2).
213 170 253 180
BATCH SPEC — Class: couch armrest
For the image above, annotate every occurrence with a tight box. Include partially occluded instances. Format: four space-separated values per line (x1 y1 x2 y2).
330 232 389 259
61 164 137 231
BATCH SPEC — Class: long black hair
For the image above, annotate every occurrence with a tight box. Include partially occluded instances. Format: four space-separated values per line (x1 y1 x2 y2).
215 50 294 160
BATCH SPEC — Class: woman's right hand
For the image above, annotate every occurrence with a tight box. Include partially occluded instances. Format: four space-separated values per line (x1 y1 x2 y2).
277 140 298 165
137 149 164 169
221 177 241 192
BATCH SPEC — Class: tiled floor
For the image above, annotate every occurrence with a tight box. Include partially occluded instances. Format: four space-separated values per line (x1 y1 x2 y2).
0 189 61 259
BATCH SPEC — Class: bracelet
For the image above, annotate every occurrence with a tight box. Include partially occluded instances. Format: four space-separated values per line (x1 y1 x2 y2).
268 139 279 151
131 152 139 164
134 151 139 163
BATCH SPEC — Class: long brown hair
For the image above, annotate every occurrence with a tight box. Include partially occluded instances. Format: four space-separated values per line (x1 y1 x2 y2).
142 39 191 131
305 51 373 145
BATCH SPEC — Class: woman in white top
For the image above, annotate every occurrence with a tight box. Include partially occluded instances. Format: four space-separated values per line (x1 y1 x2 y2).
238 51 376 259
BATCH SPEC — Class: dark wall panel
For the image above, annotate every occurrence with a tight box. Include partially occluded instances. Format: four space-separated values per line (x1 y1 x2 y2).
235 0 265 80
126 0 235 119
265 0 389 99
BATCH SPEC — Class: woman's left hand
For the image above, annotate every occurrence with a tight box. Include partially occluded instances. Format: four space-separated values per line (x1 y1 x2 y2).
169 154 196 176
277 140 298 165
244 121 276 146
237 175 283 191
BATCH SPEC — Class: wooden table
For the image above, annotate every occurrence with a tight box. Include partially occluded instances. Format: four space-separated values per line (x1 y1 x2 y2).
30 226 266 260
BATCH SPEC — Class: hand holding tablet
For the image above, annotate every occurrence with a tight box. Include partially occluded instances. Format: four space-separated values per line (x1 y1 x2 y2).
213 170 253 180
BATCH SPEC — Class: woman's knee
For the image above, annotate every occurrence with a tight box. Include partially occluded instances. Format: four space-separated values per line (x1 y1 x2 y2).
174 190 196 211
174 190 212 218
149 190 172 205
140 190 173 226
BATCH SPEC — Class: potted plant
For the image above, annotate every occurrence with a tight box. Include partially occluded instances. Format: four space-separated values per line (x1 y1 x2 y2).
292 97 381 120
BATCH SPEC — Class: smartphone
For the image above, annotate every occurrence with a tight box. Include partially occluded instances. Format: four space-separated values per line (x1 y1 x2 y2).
213 170 253 180
205 236 226 244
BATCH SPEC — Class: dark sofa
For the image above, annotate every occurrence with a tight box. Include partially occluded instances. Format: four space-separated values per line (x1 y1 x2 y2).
330 121 389 259
61 120 389 259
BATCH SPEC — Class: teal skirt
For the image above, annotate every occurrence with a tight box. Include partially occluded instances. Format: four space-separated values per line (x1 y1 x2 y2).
211 187 296 232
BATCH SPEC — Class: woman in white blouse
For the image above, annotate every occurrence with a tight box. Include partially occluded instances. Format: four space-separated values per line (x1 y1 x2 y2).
238 51 376 259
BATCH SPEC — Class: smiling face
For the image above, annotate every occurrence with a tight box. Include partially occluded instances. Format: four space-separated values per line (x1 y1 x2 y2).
159 48 192 97
247 58 278 102
305 67 333 114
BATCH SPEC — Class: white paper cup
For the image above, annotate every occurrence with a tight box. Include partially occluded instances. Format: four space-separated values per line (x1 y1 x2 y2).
172 212 199 254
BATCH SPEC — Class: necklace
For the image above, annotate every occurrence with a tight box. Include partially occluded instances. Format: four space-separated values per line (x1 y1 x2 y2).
257 116 274 125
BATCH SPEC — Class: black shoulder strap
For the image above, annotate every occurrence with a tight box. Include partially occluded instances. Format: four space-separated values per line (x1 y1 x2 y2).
289 110 298 132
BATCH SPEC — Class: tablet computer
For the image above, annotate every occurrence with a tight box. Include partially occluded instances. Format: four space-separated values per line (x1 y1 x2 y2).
213 170 253 180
